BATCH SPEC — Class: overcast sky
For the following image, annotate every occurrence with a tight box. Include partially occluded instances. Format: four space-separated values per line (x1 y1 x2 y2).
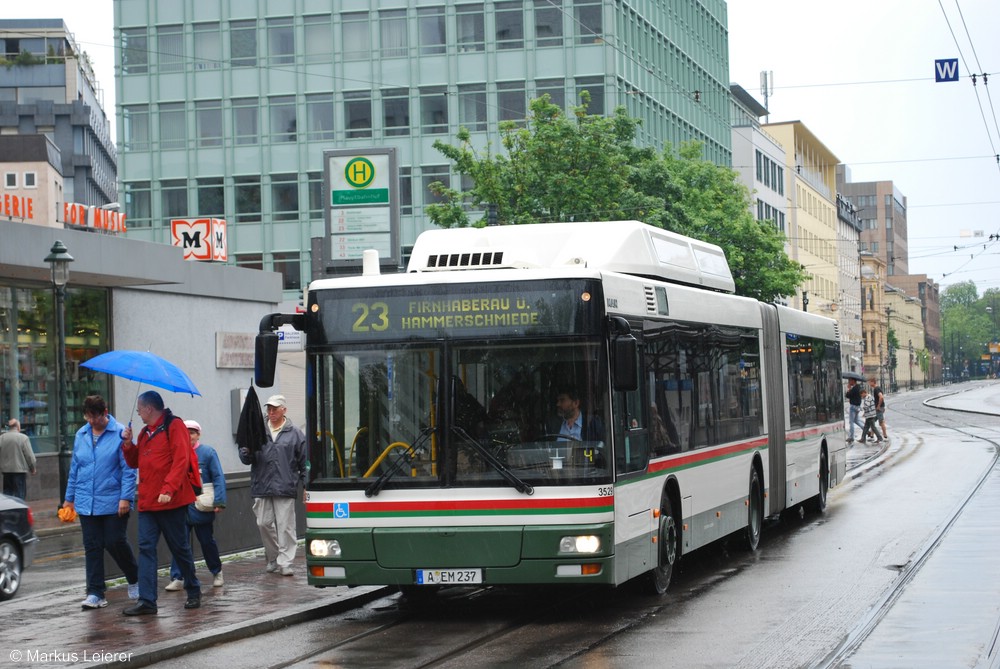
728 0 1000 294
10 1 1000 294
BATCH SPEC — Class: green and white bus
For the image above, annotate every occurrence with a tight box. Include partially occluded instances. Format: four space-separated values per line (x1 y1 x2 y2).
255 221 846 594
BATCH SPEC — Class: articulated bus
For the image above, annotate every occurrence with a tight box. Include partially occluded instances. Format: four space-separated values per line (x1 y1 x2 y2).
255 221 846 594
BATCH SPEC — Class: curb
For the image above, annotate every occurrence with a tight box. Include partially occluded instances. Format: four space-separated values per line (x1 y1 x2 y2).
88 585 394 669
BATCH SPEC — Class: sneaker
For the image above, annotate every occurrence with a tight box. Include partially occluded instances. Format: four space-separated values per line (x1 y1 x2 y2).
280 566 294 576
184 596 201 609
164 579 184 592
266 562 279 573
213 572 224 587
127 583 139 600
81 594 108 609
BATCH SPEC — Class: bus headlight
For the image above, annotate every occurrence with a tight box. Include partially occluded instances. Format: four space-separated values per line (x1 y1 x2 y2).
309 539 342 558
559 535 601 554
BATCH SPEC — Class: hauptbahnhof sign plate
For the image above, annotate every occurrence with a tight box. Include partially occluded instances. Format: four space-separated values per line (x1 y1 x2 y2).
325 148 399 270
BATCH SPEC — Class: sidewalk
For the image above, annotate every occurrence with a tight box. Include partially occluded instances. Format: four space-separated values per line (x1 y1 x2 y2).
10 383 997 669
4 551 388 668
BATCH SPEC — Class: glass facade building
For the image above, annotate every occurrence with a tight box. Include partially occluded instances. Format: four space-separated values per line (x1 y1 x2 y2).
115 0 730 296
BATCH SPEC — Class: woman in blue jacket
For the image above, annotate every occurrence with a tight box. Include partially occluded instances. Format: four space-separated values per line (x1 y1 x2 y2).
164 419 227 590
63 395 139 609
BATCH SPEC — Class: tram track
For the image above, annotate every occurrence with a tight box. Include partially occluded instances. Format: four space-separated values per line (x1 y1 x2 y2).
262 584 608 669
814 390 1000 668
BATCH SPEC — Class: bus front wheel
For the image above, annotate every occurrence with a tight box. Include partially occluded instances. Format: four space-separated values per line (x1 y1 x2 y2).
647 495 679 595
743 466 764 551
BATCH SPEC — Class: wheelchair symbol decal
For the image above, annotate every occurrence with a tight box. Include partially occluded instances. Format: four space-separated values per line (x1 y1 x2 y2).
334 503 350 519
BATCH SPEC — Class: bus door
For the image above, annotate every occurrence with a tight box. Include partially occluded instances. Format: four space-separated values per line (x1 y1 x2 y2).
610 321 654 580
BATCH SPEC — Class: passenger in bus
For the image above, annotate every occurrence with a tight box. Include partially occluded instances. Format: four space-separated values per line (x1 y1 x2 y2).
649 404 680 456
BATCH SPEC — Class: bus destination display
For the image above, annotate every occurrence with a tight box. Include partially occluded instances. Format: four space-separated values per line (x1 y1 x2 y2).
317 281 602 341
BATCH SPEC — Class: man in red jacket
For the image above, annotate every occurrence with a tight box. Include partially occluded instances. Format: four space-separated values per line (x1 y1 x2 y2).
120 390 202 614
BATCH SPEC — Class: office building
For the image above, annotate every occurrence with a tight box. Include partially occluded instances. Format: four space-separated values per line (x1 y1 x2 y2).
763 121 841 316
837 176 909 277
729 84 786 236
0 19 117 207
115 0 731 297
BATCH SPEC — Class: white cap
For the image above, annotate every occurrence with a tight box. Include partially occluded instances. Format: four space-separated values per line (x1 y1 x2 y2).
183 419 202 433
264 394 287 408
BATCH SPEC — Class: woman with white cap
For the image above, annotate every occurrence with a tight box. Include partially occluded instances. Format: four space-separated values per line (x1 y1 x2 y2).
164 419 227 591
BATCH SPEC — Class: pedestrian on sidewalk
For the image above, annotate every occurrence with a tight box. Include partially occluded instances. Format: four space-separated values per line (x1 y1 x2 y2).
868 377 888 439
120 390 202 615
238 395 306 576
64 395 140 610
845 378 865 444
165 419 227 592
860 388 883 443
0 418 36 500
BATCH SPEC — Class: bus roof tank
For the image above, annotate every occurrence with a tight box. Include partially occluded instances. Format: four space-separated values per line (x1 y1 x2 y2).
406 221 735 293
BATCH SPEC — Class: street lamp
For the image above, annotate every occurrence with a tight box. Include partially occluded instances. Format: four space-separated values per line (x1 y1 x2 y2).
44 240 73 507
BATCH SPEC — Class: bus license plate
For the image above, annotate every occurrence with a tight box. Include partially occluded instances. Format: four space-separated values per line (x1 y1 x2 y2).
415 568 482 585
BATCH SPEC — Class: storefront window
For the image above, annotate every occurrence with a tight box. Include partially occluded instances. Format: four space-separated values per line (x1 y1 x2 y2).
0 284 110 454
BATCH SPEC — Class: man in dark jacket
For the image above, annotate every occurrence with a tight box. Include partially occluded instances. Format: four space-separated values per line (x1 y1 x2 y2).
239 394 307 576
120 390 201 614
845 378 865 444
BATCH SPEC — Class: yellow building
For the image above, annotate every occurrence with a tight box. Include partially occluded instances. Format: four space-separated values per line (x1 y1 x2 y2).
765 122 840 315
885 287 927 391
860 254 887 382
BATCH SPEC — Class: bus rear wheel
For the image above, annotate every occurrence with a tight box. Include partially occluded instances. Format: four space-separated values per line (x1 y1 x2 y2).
647 496 679 595
743 466 763 551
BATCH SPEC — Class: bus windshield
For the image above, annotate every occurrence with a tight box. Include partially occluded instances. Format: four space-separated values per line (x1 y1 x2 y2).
310 338 612 491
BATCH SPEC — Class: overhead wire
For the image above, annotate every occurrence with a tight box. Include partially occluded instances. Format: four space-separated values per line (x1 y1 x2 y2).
937 0 1000 176
953 0 1000 152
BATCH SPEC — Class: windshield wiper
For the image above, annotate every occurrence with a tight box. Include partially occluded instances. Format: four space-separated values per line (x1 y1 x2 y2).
451 426 534 495
365 426 436 498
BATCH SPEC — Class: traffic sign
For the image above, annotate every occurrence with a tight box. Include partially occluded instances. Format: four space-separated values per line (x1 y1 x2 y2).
935 58 959 82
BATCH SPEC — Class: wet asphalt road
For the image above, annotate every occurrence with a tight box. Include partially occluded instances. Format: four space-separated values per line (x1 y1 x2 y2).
141 384 1000 669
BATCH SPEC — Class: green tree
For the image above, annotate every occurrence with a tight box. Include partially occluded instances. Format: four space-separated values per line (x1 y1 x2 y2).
427 96 807 302
940 281 980 310
642 142 808 302
940 282 999 377
427 95 645 227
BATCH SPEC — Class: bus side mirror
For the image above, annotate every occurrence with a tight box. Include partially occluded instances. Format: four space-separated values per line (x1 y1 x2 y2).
255 332 279 387
612 335 638 391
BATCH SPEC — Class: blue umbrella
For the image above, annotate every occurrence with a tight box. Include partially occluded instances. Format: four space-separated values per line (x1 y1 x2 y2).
81 350 201 396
